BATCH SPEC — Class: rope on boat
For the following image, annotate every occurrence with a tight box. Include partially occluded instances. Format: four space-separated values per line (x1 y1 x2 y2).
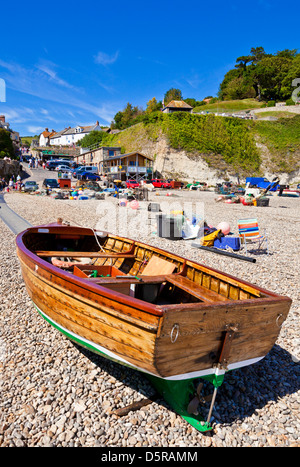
58 218 106 254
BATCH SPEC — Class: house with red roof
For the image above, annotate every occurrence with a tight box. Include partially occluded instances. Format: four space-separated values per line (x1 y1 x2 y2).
39 128 57 147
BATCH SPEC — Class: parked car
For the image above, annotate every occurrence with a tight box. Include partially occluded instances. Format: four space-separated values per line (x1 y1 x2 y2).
47 161 61 171
24 181 39 192
151 179 171 188
42 178 59 188
77 172 101 181
69 162 80 169
55 165 71 173
126 180 140 188
73 166 98 178
47 160 68 169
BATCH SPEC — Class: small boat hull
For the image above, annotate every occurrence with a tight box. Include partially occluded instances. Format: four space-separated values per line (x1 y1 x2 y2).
16 223 291 380
16 223 292 430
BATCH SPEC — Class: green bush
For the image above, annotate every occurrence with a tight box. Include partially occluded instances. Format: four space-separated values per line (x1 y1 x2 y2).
195 100 206 106
267 101 276 107
255 115 300 172
285 98 295 106
143 112 261 172
0 129 15 158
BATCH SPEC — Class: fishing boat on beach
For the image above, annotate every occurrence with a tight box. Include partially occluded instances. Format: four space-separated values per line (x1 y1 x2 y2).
16 219 292 431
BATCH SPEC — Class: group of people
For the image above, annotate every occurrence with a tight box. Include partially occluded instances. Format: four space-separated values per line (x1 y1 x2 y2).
28 157 40 169
0 174 22 192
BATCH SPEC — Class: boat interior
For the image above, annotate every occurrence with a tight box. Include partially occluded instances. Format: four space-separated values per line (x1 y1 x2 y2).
24 228 268 306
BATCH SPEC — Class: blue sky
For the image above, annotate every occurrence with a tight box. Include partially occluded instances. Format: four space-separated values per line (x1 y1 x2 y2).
0 0 299 136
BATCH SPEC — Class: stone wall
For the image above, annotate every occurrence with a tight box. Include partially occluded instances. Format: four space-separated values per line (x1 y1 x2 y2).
0 159 20 180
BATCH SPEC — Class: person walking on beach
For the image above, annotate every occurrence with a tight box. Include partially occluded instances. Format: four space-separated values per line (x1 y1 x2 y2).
0 178 6 191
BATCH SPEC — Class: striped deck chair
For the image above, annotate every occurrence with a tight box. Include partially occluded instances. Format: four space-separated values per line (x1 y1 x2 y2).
238 218 268 255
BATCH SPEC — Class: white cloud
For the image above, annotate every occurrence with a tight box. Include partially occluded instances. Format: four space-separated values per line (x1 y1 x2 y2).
186 75 203 89
36 62 78 90
94 51 119 66
0 59 117 124
97 81 115 94
27 125 44 134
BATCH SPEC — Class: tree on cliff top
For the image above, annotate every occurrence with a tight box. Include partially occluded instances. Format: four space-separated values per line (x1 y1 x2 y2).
163 88 183 105
219 47 299 101
0 129 15 158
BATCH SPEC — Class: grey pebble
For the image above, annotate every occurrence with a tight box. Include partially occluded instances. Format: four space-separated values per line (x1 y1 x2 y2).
0 191 299 447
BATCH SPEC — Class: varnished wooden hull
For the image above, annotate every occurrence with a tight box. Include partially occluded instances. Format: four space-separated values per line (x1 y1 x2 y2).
16 224 292 381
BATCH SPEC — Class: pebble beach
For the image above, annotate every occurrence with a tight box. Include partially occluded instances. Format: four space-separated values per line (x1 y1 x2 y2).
0 189 299 447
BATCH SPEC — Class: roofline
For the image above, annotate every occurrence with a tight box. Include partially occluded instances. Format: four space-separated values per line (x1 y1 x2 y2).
106 151 153 161
50 124 98 138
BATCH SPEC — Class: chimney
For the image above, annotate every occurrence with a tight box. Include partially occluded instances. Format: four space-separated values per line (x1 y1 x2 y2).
45 127 49 132
0 115 5 123
96 121 99 126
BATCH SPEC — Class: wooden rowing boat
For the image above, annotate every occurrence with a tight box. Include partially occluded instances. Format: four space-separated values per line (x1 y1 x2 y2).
16 219 292 431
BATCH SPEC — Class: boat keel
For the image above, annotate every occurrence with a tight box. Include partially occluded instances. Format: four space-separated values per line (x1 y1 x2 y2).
147 372 225 433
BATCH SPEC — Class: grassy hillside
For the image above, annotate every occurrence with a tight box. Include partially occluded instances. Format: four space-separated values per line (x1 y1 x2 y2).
254 115 300 173
193 98 265 113
20 135 37 146
106 112 261 175
92 112 300 176
254 110 296 119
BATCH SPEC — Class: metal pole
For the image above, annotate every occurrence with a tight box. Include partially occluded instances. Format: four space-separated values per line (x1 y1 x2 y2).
206 386 218 425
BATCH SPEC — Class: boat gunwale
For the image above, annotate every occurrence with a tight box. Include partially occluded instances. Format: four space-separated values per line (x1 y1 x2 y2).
16 224 292 317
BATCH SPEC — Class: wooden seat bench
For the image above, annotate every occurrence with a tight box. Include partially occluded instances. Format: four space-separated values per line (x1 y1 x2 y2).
88 274 230 303
166 275 230 302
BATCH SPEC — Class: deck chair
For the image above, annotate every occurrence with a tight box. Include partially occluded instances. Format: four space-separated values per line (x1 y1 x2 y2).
238 218 269 255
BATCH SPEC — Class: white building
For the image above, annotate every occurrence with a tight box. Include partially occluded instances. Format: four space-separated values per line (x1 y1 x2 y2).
48 128 68 146
39 128 56 147
49 121 103 146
